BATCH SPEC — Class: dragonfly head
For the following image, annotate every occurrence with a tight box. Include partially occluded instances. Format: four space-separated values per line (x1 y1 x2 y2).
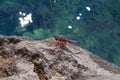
54 35 66 41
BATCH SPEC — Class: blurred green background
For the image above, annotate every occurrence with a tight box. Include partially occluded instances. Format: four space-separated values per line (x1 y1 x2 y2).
0 0 120 66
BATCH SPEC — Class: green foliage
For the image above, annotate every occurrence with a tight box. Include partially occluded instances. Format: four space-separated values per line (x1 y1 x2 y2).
15 26 27 34
23 31 33 38
23 28 53 40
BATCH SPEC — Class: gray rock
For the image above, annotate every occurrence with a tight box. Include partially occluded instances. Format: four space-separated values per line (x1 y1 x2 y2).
0 36 120 80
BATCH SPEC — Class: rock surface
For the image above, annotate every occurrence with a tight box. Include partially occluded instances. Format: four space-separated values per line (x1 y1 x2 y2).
0 35 120 80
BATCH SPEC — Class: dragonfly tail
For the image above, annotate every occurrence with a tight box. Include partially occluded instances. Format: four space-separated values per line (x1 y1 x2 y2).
66 39 80 44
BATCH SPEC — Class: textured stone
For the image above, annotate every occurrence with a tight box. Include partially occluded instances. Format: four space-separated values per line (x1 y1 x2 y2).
0 35 120 80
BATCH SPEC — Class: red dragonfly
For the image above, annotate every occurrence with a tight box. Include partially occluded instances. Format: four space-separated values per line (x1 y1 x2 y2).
54 35 80 46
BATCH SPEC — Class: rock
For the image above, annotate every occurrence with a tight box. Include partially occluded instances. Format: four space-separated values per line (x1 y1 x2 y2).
0 35 120 80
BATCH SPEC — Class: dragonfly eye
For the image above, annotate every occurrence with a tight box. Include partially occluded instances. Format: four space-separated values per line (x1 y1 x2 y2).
54 36 58 41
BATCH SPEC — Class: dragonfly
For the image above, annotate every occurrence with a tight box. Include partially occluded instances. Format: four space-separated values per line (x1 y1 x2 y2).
54 35 80 46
